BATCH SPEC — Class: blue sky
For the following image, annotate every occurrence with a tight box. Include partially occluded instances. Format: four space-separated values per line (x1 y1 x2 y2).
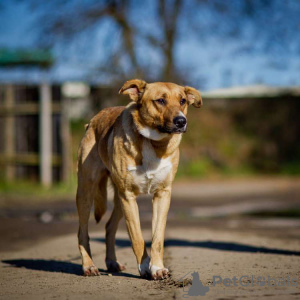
0 0 299 90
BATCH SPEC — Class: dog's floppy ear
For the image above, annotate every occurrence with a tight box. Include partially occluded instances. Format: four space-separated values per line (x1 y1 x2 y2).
118 79 147 102
185 86 203 108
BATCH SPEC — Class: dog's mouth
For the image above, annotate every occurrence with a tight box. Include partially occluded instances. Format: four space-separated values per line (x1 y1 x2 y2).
157 125 187 134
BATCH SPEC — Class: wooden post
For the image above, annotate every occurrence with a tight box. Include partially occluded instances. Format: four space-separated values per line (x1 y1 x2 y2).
61 97 72 183
4 85 15 181
39 83 52 187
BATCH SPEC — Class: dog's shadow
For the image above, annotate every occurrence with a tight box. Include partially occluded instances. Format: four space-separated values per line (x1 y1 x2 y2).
1 259 140 279
3 238 299 277
93 237 300 256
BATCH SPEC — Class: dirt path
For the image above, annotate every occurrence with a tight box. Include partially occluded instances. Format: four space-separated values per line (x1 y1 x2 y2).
0 230 174 300
1 227 299 300
1 178 300 299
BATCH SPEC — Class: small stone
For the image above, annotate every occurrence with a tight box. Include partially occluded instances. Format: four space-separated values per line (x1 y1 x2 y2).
39 211 54 223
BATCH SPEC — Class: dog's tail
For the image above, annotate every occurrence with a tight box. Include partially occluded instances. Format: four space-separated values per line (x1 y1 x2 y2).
94 194 107 224
94 175 109 223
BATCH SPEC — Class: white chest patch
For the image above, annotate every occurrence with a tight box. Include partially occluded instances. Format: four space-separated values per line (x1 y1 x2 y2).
128 140 172 194
138 125 168 141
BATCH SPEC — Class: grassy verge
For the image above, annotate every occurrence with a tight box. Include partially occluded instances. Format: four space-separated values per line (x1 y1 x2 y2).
176 157 256 179
0 177 77 202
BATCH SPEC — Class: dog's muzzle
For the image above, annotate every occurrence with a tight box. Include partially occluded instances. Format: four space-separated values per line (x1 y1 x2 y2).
157 116 187 134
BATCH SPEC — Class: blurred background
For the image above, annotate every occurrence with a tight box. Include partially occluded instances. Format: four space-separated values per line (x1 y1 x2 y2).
0 0 299 249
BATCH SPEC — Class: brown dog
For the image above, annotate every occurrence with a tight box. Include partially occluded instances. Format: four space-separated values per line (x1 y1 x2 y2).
76 79 202 280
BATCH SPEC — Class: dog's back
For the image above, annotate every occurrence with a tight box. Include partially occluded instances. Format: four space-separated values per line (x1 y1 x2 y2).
78 106 125 169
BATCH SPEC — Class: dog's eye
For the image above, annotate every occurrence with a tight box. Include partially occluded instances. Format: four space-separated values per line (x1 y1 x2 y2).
180 98 186 106
156 98 166 105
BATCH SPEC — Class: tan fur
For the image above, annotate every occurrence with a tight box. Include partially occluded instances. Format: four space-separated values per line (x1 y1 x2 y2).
76 79 202 279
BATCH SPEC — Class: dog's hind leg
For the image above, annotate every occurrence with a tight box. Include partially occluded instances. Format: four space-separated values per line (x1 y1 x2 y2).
76 177 100 276
77 169 108 276
76 127 107 276
105 183 125 272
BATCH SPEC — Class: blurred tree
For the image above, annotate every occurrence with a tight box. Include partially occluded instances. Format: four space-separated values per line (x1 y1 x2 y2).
22 0 300 87
31 0 185 83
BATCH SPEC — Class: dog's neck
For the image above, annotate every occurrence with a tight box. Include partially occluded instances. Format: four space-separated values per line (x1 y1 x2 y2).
129 105 182 156
130 106 171 142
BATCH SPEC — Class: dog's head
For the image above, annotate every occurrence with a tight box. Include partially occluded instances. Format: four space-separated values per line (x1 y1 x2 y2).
119 79 202 139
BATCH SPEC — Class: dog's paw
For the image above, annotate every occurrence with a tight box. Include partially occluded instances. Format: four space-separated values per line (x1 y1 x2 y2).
150 265 169 280
83 265 100 276
138 256 151 279
105 258 126 272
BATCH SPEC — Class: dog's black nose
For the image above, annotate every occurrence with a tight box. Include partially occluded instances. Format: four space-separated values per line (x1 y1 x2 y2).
173 116 187 128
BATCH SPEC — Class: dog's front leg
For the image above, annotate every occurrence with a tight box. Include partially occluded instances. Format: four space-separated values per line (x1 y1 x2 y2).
119 191 150 278
150 188 171 280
